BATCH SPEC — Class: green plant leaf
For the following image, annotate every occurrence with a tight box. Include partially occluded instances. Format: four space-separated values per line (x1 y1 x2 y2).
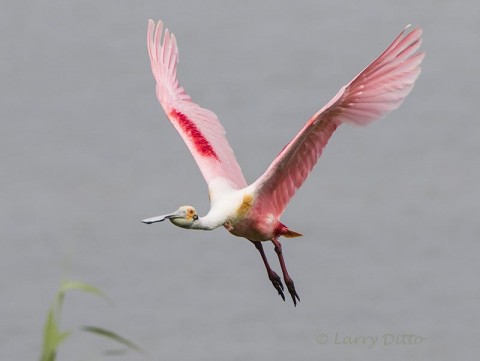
40 280 108 361
81 326 144 354
40 280 142 360
59 280 109 301
40 307 71 361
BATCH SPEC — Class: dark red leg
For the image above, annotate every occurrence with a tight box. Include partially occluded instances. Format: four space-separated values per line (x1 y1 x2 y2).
250 240 285 301
272 237 300 306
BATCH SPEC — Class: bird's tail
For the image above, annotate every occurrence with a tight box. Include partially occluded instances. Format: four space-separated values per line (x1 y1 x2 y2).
283 229 303 238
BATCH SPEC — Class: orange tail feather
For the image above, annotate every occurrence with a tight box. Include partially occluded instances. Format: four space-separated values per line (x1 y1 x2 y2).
283 229 303 238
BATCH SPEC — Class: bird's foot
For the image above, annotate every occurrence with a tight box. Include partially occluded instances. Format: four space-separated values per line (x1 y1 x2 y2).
268 270 285 301
284 276 300 306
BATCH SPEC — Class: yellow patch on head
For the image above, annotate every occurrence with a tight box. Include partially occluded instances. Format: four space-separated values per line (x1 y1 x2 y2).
185 207 196 221
236 194 254 218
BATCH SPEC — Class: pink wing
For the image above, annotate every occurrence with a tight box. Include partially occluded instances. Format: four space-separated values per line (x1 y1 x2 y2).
147 20 247 191
251 26 425 218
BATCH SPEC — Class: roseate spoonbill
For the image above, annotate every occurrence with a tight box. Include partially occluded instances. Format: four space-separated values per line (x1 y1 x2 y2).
142 20 424 306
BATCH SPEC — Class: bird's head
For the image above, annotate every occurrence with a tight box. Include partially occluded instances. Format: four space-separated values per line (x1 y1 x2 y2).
142 205 198 229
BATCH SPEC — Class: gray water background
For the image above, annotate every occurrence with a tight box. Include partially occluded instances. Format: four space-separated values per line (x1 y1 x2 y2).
1 0 479 360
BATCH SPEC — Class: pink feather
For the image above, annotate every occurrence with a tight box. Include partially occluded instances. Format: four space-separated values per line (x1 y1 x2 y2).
147 20 247 191
251 26 425 218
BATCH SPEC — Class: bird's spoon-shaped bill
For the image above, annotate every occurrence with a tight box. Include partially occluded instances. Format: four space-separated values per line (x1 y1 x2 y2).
142 210 183 224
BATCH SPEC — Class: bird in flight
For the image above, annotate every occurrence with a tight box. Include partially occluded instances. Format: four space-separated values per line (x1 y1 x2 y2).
142 20 424 306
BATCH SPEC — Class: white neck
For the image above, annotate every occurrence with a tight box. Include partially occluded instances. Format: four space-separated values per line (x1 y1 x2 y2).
190 214 224 231
189 186 245 231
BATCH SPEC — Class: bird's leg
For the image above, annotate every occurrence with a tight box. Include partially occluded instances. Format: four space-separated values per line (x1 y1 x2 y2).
272 237 300 306
250 240 285 301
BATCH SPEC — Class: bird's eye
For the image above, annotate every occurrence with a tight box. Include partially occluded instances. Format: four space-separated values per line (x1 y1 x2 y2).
193 214 198 221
